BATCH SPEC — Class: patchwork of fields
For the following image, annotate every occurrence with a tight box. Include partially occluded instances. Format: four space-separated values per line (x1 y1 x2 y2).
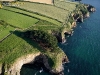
16 1 75 22
0 0 77 65
0 9 39 28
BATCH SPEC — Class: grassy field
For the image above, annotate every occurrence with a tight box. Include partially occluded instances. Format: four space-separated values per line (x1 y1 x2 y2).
0 8 39 29
0 25 15 41
16 2 70 23
54 0 78 11
3 6 61 26
0 33 41 64
0 0 78 71
0 31 66 70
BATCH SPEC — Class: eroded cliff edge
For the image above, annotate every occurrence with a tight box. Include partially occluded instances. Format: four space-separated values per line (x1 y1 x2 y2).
0 2 95 75
0 51 69 75
53 4 95 43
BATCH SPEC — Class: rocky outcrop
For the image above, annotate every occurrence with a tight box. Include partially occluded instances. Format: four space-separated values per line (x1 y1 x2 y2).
86 4 96 12
0 63 2 74
1 52 41 75
58 4 96 43
0 52 69 75
33 54 52 72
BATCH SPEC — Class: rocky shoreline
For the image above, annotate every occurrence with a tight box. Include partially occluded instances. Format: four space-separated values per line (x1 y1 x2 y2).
55 4 96 43
0 3 95 75
0 52 69 75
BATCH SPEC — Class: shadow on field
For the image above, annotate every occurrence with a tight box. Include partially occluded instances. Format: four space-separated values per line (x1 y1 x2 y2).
12 30 54 75
12 30 43 52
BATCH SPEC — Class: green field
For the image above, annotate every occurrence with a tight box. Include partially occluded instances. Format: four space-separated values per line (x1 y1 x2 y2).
16 2 70 22
0 25 15 41
0 8 39 29
3 6 62 26
0 0 78 71
54 0 78 11
0 33 40 64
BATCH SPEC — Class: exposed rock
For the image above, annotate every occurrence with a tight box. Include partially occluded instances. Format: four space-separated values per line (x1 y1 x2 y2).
71 22 77 28
86 4 96 12
84 12 90 18
4 52 41 75
0 63 2 74
33 54 69 75
51 31 62 42
33 54 51 71
0 52 68 75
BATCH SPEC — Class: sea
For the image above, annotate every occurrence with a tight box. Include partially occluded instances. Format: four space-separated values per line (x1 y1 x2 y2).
21 0 100 75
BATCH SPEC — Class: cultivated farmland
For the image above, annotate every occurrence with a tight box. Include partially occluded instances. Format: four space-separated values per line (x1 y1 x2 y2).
0 33 40 64
0 0 79 73
0 8 39 29
0 25 14 41
54 0 78 11
3 6 61 26
16 2 70 22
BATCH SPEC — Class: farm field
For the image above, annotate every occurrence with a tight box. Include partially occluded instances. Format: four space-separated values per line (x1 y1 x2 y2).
0 25 15 41
0 33 40 64
54 0 78 11
0 0 79 71
3 6 61 26
16 2 70 22
0 8 39 29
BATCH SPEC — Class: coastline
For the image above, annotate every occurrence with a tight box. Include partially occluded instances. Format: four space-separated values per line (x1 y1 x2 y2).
0 1 96 75
60 4 96 43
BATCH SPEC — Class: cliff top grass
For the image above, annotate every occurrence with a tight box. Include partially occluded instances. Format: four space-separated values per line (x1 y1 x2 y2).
0 30 66 69
0 0 79 70
15 1 77 23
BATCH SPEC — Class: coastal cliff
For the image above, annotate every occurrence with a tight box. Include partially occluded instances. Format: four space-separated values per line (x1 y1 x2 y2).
0 52 69 75
0 1 95 75
57 4 96 43
0 53 41 75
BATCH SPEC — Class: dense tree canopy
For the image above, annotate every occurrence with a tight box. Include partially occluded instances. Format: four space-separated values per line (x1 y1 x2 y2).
24 30 58 51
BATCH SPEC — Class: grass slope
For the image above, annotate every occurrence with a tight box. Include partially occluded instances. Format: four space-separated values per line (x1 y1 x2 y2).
0 8 38 29
0 0 78 70
54 0 78 11
0 25 14 40
0 33 40 64
3 6 61 26
16 2 69 23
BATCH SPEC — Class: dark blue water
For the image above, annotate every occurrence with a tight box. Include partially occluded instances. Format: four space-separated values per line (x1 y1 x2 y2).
59 0 100 75
21 0 100 75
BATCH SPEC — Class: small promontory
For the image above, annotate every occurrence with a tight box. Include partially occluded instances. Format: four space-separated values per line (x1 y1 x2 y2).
0 0 95 75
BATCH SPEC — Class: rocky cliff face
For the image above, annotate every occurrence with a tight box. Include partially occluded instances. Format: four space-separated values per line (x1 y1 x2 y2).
0 52 68 75
0 52 41 75
0 63 2 74
56 4 95 43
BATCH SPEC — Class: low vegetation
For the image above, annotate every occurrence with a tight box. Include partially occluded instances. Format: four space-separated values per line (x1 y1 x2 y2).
16 2 69 23
0 0 88 72
54 0 78 11
0 20 15 40
23 30 58 51
0 33 40 64
0 8 38 29
3 6 61 26
76 4 88 15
